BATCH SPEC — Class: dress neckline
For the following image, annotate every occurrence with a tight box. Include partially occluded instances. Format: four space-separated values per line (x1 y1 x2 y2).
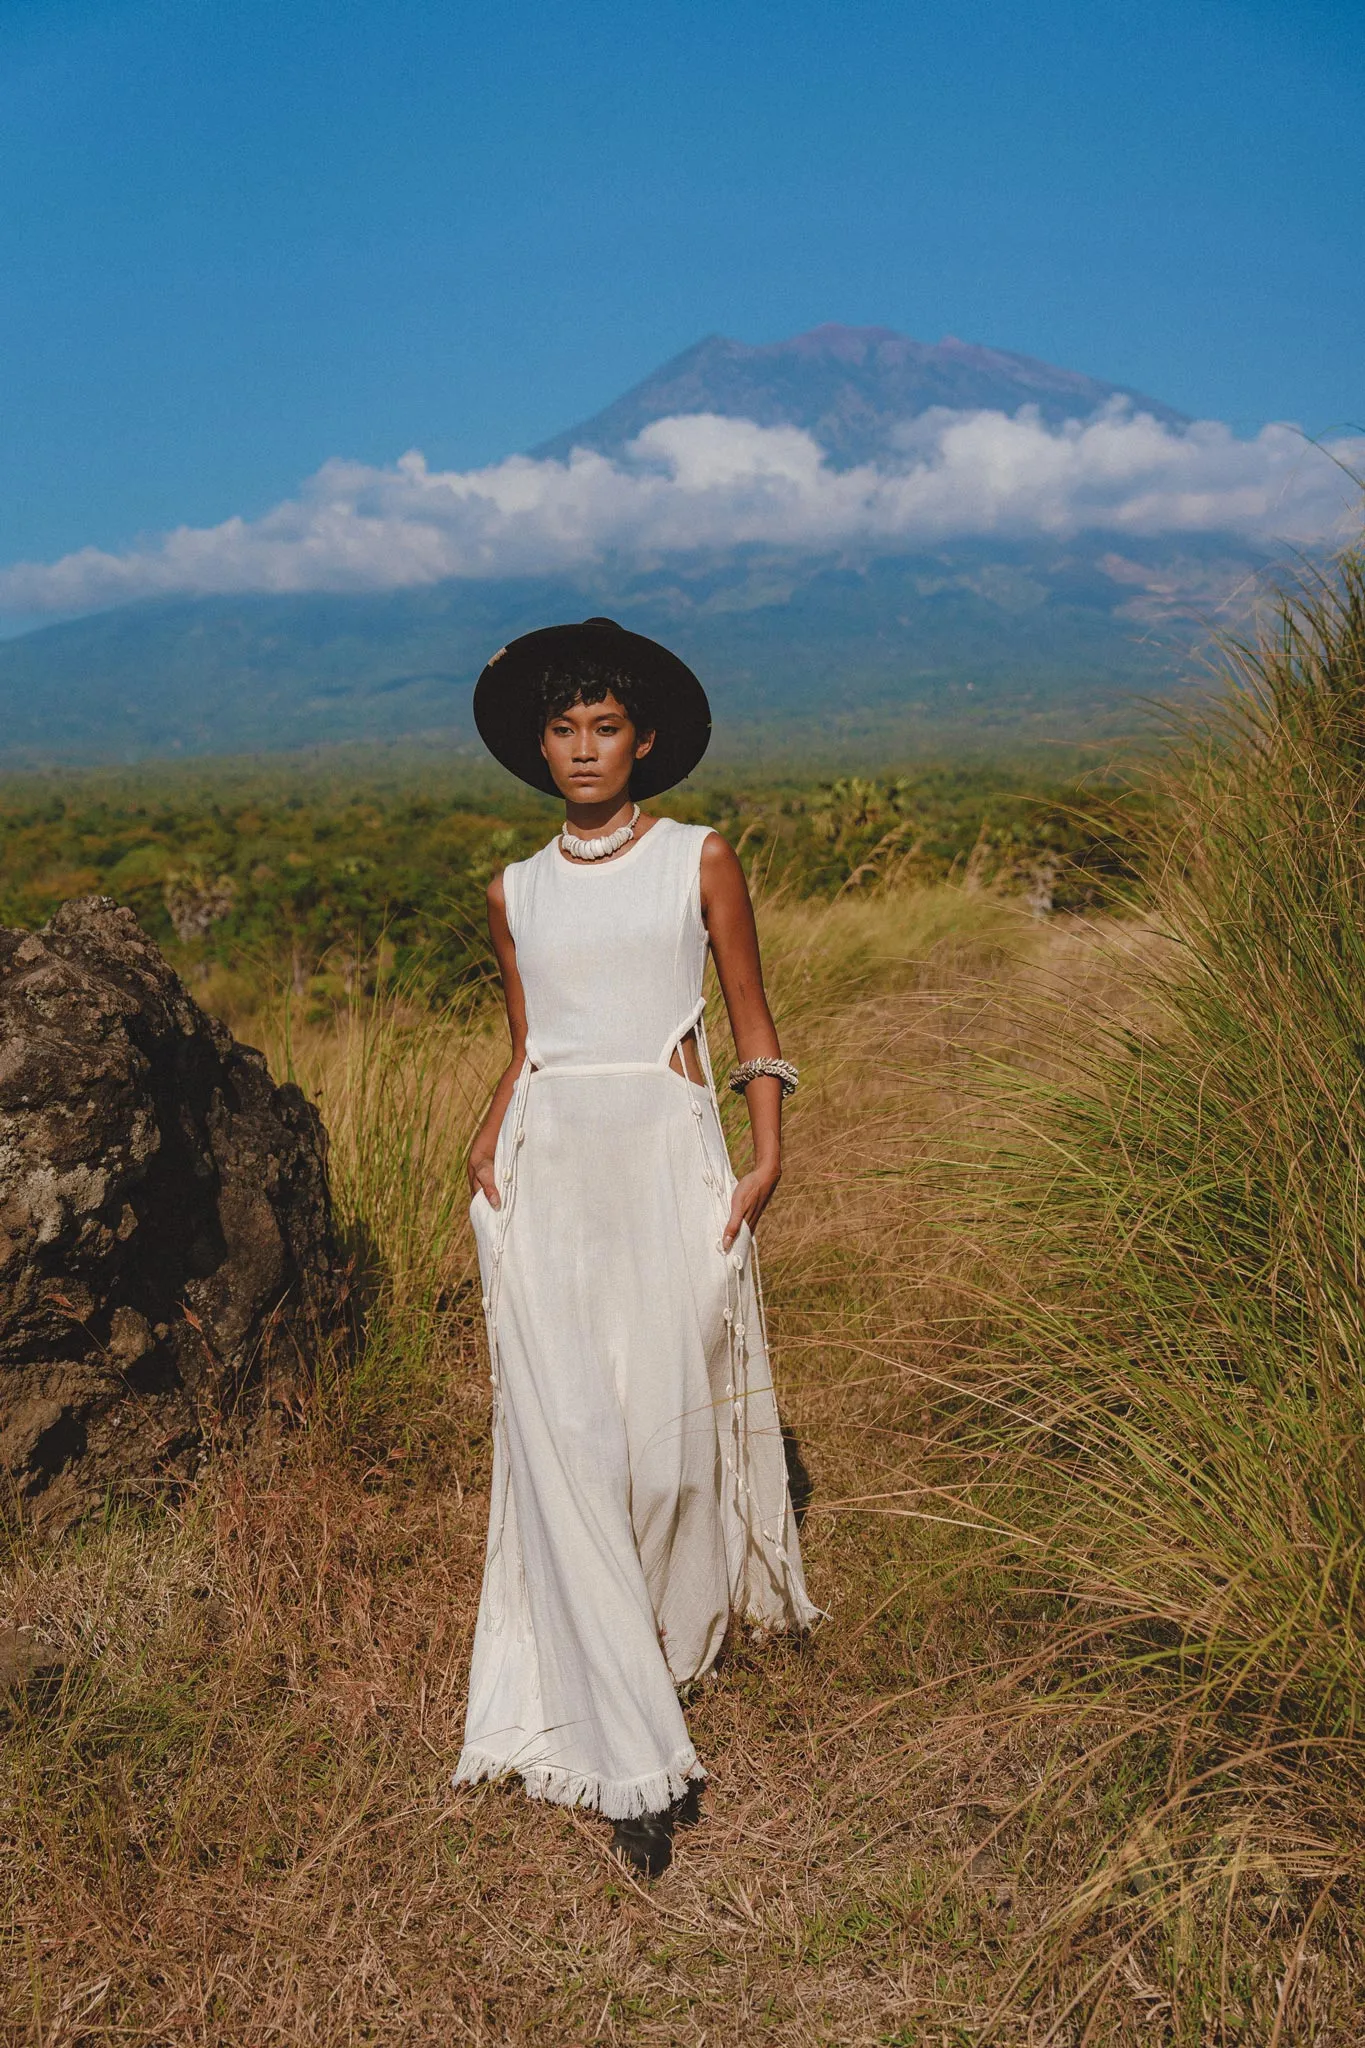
551 815 677 873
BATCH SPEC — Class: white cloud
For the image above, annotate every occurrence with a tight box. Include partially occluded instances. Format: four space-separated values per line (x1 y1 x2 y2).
2 405 1361 617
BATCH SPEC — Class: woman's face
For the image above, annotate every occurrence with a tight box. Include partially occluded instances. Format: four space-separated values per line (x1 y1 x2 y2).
540 691 655 806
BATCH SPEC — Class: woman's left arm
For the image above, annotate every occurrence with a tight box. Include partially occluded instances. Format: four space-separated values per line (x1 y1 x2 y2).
701 832 786 1252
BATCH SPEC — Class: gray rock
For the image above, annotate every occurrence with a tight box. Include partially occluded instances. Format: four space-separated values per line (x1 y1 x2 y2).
0 897 346 1530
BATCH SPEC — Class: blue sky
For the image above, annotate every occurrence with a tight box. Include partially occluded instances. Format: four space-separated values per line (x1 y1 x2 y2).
1 0 1361 598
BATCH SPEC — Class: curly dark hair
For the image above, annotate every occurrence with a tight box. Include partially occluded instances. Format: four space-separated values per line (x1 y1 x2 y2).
533 660 658 739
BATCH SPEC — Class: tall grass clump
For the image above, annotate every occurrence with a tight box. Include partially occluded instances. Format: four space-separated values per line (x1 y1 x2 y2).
963 545 1365 1759
262 980 503 1433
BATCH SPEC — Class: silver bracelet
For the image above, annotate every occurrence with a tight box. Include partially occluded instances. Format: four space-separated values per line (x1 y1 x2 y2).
726 1056 798 1100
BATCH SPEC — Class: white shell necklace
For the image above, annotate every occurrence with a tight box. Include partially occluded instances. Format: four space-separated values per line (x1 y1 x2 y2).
561 803 640 863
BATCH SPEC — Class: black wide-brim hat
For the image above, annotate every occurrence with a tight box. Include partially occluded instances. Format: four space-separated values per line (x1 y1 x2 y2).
472 617 711 800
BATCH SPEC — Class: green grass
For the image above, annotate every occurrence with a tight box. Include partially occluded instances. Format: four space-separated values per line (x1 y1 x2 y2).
917 546 1365 1999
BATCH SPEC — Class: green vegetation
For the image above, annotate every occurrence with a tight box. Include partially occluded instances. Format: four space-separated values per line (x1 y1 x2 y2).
956 550 1365 1782
0 755 550 1002
0 749 1141 1006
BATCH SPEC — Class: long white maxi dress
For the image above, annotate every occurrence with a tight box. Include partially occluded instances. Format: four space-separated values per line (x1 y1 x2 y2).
454 818 819 1819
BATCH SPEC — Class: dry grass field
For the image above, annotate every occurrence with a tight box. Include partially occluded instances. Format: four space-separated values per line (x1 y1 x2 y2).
3 871 1362 2046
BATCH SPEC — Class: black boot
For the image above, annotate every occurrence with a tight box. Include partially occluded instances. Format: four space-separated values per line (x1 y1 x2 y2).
610 1809 675 1878
670 1779 704 1828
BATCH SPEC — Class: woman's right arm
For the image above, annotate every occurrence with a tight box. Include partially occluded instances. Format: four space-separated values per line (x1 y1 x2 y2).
466 871 528 1209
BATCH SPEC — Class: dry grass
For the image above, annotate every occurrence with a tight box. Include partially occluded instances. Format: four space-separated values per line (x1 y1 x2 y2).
1 882 1362 2044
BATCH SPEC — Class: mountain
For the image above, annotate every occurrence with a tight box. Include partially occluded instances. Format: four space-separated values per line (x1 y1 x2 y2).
0 537 1248 769
531 324 1189 468
0 326 1246 768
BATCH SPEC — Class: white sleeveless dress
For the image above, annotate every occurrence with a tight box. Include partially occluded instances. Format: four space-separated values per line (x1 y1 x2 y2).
454 818 818 1819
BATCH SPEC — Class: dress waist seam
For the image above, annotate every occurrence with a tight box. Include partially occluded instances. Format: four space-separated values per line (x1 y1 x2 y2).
529 1059 695 1078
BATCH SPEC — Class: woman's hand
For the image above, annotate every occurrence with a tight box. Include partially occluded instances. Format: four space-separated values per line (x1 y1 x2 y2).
723 1163 780 1252
468 1150 501 1208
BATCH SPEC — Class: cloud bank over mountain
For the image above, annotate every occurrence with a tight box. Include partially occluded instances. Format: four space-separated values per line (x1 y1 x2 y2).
3 405 1359 620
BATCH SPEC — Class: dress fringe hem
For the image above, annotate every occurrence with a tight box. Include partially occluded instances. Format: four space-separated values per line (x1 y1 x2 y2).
745 1594 826 1633
452 1743 705 1820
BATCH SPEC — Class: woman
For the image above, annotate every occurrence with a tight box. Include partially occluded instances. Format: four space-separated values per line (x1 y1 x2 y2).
455 617 818 1878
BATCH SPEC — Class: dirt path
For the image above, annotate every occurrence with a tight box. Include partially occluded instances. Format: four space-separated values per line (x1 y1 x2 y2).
389 925 1024 2046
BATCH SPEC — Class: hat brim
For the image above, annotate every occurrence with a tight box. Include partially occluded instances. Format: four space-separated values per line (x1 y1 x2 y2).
473 620 711 800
